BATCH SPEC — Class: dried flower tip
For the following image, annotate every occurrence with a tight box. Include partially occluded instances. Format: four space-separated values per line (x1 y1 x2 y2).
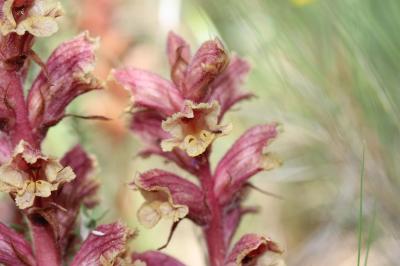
0 0 64 37
137 196 188 229
161 100 231 157
0 140 75 209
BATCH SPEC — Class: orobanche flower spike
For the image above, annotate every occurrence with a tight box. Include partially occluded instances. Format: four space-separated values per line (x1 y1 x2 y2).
115 32 285 266
0 1 135 265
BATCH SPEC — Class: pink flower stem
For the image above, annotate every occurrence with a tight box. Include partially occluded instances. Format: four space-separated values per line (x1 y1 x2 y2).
8 72 37 148
198 156 226 266
29 215 61 266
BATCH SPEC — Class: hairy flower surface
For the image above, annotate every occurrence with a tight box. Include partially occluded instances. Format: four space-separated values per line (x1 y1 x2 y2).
161 100 231 157
0 0 63 37
0 140 75 209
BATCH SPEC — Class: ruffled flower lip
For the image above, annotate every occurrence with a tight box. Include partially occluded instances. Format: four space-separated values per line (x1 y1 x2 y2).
0 140 75 209
0 0 64 37
161 100 232 157
132 175 189 229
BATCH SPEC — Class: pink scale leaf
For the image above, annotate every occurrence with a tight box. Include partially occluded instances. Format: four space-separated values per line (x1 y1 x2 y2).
27 31 103 141
113 67 183 115
167 31 191 87
50 145 99 255
214 123 280 205
130 109 168 144
71 222 133 266
0 222 36 266
225 234 282 266
134 169 210 226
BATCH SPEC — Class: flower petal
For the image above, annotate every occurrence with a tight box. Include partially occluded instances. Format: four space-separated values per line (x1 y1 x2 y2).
225 234 283 266
214 123 280 205
167 31 191 87
161 100 231 157
0 0 63 37
15 180 35 209
0 222 36 266
27 31 102 141
132 251 185 266
34 180 52 197
12 140 44 164
183 38 228 101
71 222 134 266
207 56 253 119
0 165 26 192
112 67 183 115
15 16 58 37
133 169 209 228
0 0 16 35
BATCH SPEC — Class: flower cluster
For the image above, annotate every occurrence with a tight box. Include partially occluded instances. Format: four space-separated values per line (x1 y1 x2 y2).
0 1 134 265
114 32 285 266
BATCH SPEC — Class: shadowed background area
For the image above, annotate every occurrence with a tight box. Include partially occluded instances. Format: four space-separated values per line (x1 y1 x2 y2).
3 0 398 265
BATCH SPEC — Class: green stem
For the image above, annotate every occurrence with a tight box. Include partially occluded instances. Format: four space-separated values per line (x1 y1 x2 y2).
363 202 377 266
357 147 365 266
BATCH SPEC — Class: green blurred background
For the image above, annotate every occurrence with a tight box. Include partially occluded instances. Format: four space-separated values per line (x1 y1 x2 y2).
17 0 400 265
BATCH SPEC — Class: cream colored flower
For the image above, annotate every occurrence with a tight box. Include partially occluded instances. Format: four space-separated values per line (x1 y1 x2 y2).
161 100 232 157
136 189 188 229
0 0 63 37
0 140 75 209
